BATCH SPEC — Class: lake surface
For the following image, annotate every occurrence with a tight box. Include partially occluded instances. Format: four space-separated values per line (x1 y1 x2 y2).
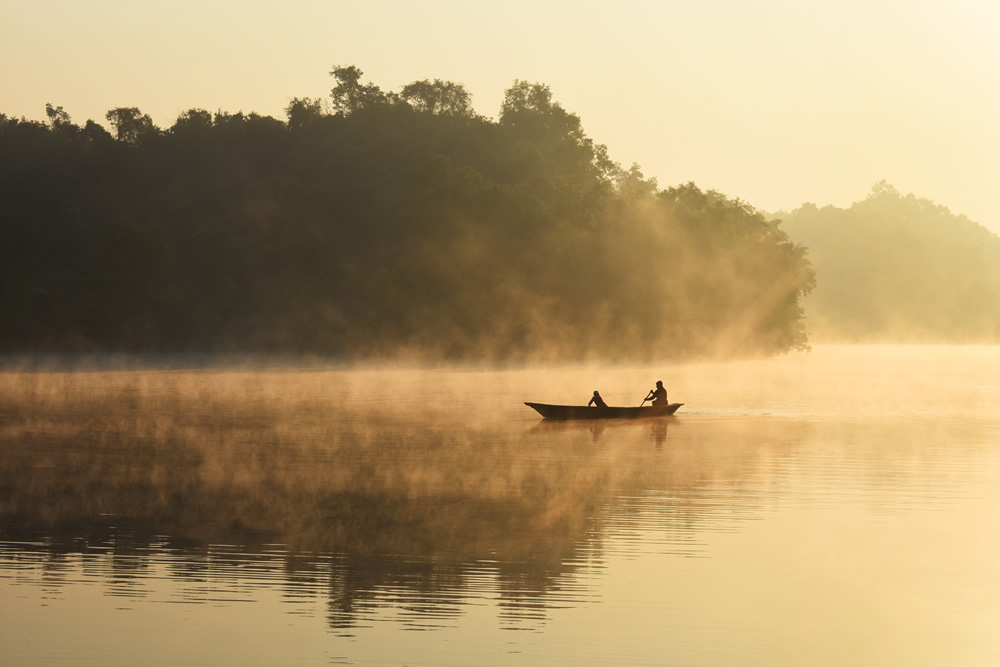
1 345 998 666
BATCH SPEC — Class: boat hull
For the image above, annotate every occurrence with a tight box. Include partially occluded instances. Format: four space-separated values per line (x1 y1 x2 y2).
525 402 683 420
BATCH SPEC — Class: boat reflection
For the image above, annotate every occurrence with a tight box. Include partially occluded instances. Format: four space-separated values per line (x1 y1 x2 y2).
529 416 675 446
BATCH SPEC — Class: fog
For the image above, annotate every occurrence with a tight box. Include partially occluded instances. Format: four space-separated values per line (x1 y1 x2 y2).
4 20 999 666
2 79 819 363
3 345 999 665
781 182 1000 343
7 73 998 360
3 346 994 558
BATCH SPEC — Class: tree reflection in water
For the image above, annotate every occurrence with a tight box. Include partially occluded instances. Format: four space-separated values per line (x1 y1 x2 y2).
0 368 810 633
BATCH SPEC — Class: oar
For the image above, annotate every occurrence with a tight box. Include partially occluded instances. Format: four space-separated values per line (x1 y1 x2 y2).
639 392 653 407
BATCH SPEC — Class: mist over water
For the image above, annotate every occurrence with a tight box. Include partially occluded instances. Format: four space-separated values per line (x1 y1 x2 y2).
1 345 999 665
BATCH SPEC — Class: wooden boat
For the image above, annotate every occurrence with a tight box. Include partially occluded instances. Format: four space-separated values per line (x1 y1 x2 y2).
524 402 684 420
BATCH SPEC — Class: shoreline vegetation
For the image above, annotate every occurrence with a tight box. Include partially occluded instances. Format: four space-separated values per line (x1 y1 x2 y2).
779 182 1000 343
3 66 997 361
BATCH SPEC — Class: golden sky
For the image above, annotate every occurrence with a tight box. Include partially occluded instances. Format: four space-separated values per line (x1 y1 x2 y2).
3 0 998 232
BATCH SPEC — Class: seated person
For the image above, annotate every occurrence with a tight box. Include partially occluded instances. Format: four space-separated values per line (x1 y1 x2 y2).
647 380 667 406
588 390 608 408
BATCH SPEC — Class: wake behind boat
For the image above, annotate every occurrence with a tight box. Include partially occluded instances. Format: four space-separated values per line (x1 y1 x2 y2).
525 402 684 420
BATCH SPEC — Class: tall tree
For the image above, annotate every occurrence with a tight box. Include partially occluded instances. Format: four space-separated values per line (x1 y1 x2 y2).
105 107 158 144
172 108 213 136
284 97 324 130
400 79 474 117
44 103 72 127
499 80 616 184
329 66 391 115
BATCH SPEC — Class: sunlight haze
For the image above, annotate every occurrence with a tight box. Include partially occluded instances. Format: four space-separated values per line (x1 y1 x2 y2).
3 0 998 231
4 4 1000 660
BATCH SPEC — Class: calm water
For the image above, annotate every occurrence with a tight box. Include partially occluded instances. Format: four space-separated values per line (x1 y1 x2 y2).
1 345 998 666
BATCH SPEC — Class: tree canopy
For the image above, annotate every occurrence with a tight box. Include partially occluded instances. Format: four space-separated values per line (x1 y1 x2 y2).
0 67 815 361
781 182 1000 342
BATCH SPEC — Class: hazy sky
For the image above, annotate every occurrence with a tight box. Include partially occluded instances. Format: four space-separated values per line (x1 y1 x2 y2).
4 0 998 232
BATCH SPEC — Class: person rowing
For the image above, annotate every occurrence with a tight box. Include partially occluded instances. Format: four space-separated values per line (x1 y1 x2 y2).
643 380 667 407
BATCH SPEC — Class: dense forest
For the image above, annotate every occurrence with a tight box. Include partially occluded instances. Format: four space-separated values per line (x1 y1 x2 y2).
781 183 1000 342
0 67 816 361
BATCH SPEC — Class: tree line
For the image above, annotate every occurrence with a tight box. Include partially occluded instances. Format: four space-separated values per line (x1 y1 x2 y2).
780 182 1000 342
1 67 815 361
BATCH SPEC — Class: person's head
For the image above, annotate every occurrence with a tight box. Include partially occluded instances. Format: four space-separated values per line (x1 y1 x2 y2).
593 390 601 396
656 380 663 388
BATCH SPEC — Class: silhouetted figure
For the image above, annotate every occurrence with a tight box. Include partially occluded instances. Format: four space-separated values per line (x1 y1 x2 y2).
588 390 608 408
645 380 667 406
